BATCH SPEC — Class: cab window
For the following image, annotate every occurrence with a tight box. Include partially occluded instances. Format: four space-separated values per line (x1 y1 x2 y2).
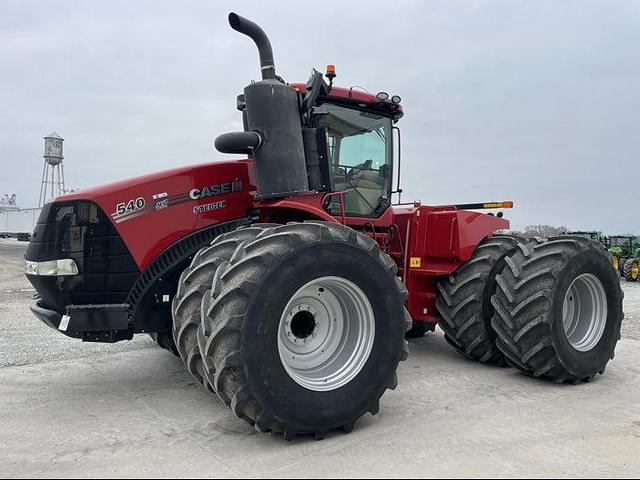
313 103 392 217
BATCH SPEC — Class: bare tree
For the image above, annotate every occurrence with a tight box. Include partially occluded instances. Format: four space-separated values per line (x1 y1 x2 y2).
514 224 568 239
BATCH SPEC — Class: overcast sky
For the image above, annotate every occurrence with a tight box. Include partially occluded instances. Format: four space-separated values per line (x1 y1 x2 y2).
1 0 639 232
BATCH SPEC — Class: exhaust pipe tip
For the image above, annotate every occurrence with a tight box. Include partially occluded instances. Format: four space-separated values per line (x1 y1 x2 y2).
228 12 241 30
227 12 276 81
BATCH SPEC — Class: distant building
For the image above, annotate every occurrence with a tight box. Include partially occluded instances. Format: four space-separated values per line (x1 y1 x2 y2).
0 193 18 212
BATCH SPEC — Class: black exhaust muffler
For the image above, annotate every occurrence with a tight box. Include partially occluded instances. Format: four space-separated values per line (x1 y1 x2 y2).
215 13 309 199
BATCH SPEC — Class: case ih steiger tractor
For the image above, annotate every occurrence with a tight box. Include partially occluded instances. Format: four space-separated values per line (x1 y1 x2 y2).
25 13 623 440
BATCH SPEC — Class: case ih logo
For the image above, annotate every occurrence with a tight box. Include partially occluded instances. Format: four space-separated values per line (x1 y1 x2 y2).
189 179 243 200
110 179 243 223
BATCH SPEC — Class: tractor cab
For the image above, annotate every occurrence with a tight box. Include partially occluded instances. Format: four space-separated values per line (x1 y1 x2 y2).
306 85 402 218
319 102 391 217
608 235 638 257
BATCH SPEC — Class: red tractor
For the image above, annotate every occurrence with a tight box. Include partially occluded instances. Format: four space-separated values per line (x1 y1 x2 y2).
25 13 623 440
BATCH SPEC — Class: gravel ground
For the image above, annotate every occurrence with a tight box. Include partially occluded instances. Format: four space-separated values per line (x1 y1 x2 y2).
0 239 155 368
622 278 640 340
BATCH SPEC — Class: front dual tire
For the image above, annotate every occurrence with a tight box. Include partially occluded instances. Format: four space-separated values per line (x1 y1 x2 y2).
171 224 277 391
174 222 410 439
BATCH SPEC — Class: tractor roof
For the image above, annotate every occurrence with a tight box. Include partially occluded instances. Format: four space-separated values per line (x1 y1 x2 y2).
290 83 404 121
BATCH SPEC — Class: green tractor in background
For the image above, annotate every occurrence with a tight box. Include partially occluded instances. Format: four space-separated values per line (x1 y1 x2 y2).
607 235 640 281
568 231 606 244
621 242 640 282
566 232 639 280
567 230 611 263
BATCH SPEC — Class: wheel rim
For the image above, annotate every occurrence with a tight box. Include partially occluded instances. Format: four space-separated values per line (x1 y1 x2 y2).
277 276 375 392
632 262 639 280
612 256 619 270
562 273 608 352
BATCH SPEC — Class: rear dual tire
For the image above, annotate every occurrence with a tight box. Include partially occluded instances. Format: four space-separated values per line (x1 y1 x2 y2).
491 236 623 383
436 234 623 383
436 235 525 365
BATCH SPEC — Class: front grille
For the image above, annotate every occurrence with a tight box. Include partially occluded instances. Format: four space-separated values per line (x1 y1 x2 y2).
25 200 140 311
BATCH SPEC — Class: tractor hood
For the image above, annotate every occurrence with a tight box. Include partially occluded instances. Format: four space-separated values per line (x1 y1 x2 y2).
38 159 255 269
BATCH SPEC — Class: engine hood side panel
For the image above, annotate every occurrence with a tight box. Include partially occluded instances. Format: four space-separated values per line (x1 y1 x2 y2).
53 160 254 270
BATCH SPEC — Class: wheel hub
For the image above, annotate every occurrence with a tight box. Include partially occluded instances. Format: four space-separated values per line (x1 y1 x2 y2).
278 276 375 392
284 305 320 344
289 309 317 340
562 273 608 352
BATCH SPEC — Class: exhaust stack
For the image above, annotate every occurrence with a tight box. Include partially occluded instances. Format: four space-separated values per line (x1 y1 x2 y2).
216 12 310 199
228 13 276 80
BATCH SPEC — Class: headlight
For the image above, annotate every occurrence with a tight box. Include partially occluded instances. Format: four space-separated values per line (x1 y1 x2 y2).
25 259 79 276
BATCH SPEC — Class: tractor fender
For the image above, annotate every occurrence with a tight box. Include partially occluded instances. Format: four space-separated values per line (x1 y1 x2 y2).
256 195 339 223
407 208 510 276
404 208 509 324
424 209 510 263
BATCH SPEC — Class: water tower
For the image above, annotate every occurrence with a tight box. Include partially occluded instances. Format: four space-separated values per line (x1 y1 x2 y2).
39 132 66 207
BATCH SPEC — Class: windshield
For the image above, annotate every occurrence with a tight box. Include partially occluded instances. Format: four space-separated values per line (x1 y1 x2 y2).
313 103 392 217
610 237 632 247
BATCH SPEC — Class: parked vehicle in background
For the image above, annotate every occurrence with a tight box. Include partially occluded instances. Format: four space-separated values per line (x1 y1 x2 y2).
607 235 639 274
567 231 606 244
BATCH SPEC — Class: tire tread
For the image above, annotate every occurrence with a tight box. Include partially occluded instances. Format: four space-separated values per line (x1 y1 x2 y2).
491 235 624 383
436 234 525 364
199 221 410 438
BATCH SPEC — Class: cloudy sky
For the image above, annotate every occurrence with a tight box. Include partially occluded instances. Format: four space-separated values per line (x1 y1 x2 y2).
1 0 639 232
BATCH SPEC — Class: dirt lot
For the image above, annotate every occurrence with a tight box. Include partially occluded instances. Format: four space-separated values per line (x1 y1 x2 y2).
1 238 639 478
